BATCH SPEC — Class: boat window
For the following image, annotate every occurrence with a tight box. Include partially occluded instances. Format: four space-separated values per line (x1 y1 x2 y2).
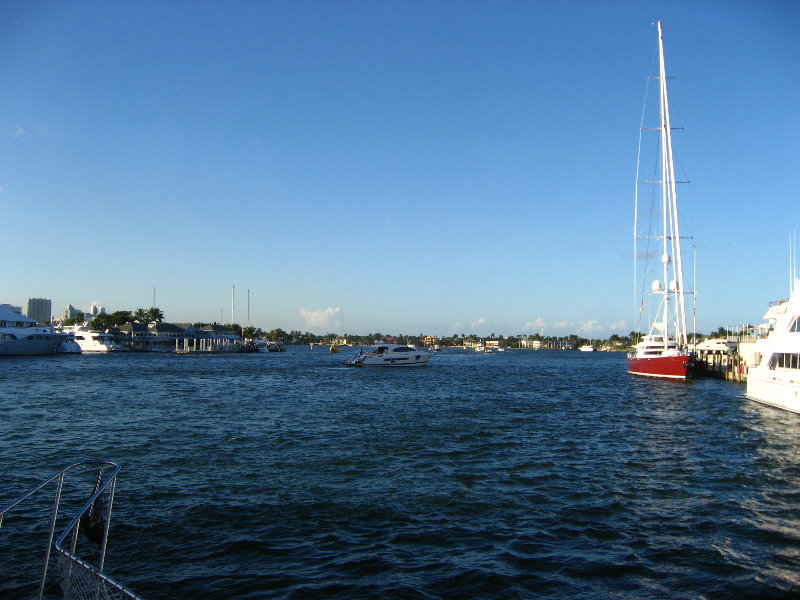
392 346 414 352
769 352 800 370
790 317 800 333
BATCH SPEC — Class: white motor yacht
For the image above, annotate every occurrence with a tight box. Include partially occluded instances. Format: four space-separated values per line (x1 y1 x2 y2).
347 343 432 367
0 304 63 355
65 327 128 352
746 279 800 413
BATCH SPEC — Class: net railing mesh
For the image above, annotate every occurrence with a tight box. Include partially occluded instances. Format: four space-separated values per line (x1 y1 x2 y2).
57 551 139 600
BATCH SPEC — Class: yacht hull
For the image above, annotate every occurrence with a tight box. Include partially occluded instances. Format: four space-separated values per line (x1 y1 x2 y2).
627 354 692 379
347 343 432 367
0 336 62 355
348 354 431 367
746 377 800 413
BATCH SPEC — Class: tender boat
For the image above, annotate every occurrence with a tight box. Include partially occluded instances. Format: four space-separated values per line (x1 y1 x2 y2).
746 279 800 413
347 343 432 367
0 304 63 355
627 22 695 380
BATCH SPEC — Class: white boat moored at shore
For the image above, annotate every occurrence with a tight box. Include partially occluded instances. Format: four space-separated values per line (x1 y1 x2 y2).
0 304 63 355
62 326 128 352
746 279 800 413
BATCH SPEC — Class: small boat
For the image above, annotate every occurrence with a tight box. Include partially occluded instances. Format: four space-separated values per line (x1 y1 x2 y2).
347 343 432 367
746 279 800 413
329 344 344 353
0 304 63 355
627 22 695 380
579 344 595 352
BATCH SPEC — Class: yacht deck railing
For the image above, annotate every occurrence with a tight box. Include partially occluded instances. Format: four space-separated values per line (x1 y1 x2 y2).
0 461 141 600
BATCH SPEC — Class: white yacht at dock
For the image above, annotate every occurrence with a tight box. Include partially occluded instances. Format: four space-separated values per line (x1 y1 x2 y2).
0 304 63 355
63 326 128 352
746 279 800 413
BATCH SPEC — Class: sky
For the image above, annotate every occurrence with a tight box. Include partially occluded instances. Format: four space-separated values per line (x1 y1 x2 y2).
1 1 798 337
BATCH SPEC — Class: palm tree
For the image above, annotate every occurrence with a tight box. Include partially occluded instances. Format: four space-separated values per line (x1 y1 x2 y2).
146 307 164 322
133 308 148 322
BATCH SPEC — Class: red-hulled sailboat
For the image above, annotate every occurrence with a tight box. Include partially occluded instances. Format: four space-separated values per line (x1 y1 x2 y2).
628 22 695 380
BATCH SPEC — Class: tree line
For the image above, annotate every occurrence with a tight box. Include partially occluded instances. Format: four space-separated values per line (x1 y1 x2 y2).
63 309 749 350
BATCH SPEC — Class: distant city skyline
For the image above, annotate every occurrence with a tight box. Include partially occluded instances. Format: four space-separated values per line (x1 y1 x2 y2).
2 2 798 336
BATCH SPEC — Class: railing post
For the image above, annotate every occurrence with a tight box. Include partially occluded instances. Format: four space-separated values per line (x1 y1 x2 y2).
98 475 116 573
38 472 64 600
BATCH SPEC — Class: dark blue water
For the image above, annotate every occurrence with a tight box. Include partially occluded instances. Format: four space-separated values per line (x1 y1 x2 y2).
2 348 799 599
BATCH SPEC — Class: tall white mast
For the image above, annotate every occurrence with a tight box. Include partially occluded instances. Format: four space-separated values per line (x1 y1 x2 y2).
657 21 688 348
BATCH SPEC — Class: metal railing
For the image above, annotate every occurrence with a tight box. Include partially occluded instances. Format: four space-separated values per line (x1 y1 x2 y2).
0 461 142 600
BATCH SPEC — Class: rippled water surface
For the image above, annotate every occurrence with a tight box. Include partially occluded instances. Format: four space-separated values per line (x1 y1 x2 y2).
2 348 799 599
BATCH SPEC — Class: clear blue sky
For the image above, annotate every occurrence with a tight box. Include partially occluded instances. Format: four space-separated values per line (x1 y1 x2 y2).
1 1 798 336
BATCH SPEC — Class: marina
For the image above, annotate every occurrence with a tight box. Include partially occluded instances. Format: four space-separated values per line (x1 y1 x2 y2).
2 8 798 600
2 349 799 599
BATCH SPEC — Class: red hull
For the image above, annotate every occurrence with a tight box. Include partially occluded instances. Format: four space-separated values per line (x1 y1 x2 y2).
627 354 692 379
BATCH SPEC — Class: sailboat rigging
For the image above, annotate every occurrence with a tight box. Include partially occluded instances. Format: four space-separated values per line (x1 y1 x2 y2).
628 21 695 379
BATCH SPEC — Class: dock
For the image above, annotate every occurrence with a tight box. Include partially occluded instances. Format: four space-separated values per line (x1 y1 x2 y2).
174 338 257 354
693 338 755 383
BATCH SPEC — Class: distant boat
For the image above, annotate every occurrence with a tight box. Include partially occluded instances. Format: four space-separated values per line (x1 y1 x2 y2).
0 304 63 355
627 22 695 380
256 338 285 353
579 344 594 352
347 343 432 367
746 279 800 413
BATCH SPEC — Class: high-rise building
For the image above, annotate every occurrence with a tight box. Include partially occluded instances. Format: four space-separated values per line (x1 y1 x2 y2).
26 298 52 325
63 304 83 321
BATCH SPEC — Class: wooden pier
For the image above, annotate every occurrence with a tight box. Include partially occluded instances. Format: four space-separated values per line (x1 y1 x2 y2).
693 344 749 383
174 338 257 354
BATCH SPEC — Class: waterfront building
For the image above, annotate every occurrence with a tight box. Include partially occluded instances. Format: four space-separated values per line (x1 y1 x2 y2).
520 339 542 349
198 324 239 341
26 298 52 325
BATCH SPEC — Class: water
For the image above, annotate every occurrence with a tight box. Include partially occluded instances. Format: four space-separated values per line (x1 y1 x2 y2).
2 348 799 599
